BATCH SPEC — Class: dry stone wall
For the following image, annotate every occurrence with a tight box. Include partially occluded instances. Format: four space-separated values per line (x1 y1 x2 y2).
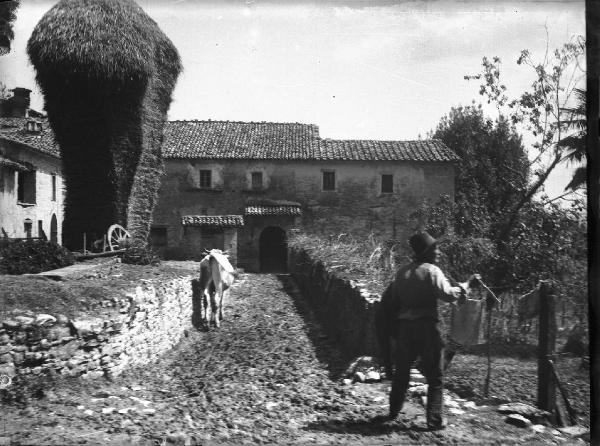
288 247 382 360
0 276 193 383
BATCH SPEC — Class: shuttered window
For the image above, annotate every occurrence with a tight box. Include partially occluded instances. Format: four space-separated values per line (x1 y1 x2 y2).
381 174 393 193
322 171 335 191
251 171 263 190
199 170 212 188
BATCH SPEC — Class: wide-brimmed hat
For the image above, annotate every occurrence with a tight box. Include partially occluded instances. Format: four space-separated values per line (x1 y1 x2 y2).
409 231 437 258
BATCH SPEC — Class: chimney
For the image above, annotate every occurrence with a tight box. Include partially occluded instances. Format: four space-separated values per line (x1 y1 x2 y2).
9 88 31 117
25 120 42 134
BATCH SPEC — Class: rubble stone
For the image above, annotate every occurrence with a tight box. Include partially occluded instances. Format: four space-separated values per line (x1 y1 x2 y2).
505 414 532 428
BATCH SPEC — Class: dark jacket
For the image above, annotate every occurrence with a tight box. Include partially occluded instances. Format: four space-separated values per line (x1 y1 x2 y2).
375 262 462 374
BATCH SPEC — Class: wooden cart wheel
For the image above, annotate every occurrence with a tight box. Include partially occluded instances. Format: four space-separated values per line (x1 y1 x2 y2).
107 224 131 251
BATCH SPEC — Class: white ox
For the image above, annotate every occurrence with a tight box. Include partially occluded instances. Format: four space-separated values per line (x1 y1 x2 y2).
198 249 236 328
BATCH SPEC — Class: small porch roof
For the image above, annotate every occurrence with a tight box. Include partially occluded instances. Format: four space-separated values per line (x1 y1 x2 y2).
0 154 33 171
244 204 302 217
181 215 244 228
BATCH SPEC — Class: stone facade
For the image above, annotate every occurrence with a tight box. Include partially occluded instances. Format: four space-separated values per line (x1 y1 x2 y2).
153 120 458 272
0 88 64 244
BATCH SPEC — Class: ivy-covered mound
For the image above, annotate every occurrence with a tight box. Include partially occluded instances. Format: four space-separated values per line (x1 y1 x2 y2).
27 0 182 250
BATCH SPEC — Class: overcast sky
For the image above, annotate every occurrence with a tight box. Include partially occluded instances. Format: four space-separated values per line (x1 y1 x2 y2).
0 0 585 199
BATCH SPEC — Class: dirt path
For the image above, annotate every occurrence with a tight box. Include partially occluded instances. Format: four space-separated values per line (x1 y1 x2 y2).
0 274 585 444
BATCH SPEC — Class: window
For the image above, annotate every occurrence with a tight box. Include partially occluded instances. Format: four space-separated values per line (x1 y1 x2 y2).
381 174 393 193
51 174 57 201
199 170 212 188
17 171 36 204
322 171 336 191
251 171 263 190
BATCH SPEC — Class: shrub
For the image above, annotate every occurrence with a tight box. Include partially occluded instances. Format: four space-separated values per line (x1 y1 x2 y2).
0 240 74 274
121 241 160 265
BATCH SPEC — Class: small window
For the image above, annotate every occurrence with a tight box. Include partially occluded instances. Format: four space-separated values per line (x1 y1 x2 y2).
17 171 36 204
251 171 263 190
51 174 57 201
322 171 336 191
381 174 393 193
199 170 212 188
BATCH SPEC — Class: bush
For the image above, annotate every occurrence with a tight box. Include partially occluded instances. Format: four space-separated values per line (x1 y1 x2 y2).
0 240 75 274
121 241 160 265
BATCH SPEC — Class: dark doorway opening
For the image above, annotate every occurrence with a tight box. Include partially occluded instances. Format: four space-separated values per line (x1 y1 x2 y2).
50 214 58 244
259 226 287 272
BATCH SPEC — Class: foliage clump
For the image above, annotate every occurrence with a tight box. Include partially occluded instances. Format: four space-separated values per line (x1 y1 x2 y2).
0 240 74 274
288 232 409 293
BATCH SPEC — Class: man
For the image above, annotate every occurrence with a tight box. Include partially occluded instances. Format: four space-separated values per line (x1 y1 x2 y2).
378 231 466 431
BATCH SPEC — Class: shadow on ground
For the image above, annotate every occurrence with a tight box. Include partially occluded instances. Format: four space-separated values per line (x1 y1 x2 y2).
303 414 436 437
275 273 349 380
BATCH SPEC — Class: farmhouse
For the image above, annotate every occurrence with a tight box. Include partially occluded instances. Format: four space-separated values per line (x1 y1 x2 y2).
153 120 459 271
0 88 64 244
0 87 459 266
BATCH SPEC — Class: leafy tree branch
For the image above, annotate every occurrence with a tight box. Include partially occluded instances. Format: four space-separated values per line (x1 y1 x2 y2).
465 35 586 241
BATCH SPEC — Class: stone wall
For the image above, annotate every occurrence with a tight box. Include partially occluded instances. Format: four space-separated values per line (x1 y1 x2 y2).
0 276 193 384
288 247 382 360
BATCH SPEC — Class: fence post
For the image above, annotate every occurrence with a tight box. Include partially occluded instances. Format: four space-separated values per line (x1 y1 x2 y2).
537 280 556 413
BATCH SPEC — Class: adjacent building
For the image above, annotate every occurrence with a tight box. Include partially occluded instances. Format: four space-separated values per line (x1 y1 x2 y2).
0 88 64 244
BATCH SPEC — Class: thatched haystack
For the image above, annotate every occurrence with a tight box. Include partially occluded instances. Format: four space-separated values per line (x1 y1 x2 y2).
27 0 181 249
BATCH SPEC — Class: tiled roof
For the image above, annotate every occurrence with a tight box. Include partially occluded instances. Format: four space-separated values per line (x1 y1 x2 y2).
0 154 33 171
163 120 321 160
162 120 459 162
0 117 460 163
0 117 61 158
317 139 459 162
245 205 302 216
181 215 244 228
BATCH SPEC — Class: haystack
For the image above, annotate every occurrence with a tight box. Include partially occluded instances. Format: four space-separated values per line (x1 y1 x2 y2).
27 0 181 249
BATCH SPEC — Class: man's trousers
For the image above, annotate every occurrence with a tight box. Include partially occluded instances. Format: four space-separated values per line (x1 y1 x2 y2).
389 318 445 429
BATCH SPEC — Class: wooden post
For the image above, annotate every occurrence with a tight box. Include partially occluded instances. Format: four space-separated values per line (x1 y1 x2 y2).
483 296 493 397
549 359 578 425
537 280 557 413
83 233 87 255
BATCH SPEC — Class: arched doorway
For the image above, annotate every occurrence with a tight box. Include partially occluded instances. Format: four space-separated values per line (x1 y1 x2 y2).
259 226 287 272
50 214 58 244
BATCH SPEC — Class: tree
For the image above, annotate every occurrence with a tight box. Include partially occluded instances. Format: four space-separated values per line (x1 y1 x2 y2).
464 36 586 241
0 81 10 99
431 104 529 224
557 87 586 191
0 1 19 56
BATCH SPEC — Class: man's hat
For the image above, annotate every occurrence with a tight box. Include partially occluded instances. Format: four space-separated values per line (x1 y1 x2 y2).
409 231 437 258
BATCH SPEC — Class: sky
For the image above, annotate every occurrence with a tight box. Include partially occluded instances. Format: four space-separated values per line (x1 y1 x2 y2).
0 0 586 199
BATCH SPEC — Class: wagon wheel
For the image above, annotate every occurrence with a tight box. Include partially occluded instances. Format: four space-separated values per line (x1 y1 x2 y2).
107 224 131 251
